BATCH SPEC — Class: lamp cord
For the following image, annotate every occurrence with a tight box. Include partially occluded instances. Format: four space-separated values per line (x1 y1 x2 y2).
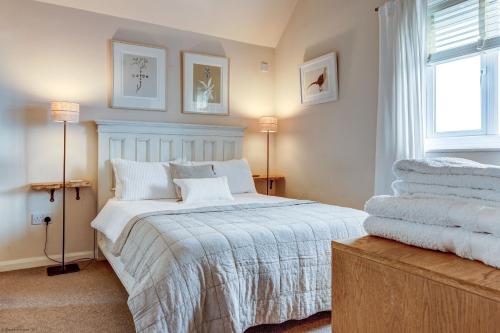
44 220 61 264
43 220 94 269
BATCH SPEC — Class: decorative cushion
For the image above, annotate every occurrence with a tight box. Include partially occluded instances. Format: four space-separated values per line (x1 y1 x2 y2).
173 177 234 204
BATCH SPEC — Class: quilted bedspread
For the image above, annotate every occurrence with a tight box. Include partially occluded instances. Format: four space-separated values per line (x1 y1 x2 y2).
113 200 367 333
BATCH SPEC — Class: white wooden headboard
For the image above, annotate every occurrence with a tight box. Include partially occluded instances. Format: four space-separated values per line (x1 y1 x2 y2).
96 120 245 210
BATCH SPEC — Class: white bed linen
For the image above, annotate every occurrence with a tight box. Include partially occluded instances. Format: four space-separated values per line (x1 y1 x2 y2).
97 232 135 294
114 199 367 332
91 193 292 244
173 177 234 203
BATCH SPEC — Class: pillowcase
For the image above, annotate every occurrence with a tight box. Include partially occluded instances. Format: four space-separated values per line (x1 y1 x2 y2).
173 177 234 204
111 159 177 200
169 163 216 198
189 159 256 194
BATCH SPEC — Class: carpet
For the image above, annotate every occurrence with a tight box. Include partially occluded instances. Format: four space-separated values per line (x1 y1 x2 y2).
0 261 331 332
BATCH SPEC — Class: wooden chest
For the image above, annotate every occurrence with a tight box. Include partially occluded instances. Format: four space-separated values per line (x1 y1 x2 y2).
332 236 500 333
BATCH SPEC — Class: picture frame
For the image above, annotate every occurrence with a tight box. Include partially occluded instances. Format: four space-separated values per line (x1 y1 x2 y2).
182 52 229 115
111 40 166 111
299 52 338 106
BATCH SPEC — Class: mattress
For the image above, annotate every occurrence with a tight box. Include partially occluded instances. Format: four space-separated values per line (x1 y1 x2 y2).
97 232 135 294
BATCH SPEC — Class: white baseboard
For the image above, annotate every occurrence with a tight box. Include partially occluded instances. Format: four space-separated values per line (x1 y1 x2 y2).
0 251 94 272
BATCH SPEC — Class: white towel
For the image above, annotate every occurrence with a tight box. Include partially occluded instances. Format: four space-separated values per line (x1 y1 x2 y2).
393 158 500 191
394 157 500 177
363 216 500 269
365 195 500 237
392 180 500 205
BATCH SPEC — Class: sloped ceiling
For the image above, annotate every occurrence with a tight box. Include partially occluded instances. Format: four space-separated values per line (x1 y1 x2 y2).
33 0 298 47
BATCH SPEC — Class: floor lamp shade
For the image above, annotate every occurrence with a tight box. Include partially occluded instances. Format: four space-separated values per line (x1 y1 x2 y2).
259 116 278 133
51 102 79 123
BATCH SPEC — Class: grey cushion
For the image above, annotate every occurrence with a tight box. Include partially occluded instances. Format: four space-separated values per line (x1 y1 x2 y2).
169 163 216 198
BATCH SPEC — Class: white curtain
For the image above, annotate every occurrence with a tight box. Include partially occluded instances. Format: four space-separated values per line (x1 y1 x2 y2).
374 0 427 195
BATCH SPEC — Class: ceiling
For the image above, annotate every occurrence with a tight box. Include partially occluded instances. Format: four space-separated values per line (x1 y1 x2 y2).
34 0 298 47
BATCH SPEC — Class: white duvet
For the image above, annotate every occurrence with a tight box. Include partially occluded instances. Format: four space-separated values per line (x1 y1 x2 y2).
91 193 292 244
91 194 368 332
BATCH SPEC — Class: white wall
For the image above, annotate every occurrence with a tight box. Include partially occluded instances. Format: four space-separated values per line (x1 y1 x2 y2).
274 0 384 209
0 0 275 266
273 0 500 210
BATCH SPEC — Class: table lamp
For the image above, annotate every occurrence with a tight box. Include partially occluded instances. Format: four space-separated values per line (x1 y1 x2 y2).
47 101 80 276
258 116 278 195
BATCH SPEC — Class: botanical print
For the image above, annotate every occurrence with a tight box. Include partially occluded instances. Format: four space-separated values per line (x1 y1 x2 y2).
112 41 166 110
304 67 328 97
123 54 158 98
193 63 221 109
182 52 228 115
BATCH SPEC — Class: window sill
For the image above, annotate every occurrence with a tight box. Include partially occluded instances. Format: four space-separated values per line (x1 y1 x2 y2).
425 135 500 153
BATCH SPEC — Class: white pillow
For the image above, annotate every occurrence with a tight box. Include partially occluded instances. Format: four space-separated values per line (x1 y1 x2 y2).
190 159 256 194
111 159 177 200
173 177 234 204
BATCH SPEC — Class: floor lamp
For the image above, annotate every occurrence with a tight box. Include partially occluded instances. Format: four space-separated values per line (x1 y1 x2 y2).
47 101 80 276
258 116 278 195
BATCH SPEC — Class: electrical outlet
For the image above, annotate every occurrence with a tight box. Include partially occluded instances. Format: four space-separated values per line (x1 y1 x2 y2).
31 213 52 225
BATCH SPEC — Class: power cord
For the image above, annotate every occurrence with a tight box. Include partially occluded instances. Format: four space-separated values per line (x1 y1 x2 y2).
43 217 60 264
43 217 95 269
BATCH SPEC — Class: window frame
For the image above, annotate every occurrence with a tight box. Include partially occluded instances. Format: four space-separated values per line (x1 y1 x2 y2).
425 51 500 152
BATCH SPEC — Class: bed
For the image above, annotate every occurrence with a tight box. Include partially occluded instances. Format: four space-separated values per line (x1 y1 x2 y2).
92 120 367 333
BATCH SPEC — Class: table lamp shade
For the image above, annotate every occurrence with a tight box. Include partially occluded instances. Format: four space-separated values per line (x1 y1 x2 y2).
259 116 278 133
51 102 79 123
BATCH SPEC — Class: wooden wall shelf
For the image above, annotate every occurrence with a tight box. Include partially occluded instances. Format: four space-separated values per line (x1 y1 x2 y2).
31 180 91 202
252 175 285 182
252 175 285 195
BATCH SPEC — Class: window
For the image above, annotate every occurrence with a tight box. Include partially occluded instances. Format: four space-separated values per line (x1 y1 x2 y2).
426 0 500 151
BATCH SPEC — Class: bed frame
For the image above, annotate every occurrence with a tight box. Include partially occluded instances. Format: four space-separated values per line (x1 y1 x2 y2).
96 120 245 211
94 120 245 292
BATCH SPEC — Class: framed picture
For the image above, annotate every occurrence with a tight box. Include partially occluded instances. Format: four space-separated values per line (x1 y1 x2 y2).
111 40 166 111
182 52 229 115
299 52 338 106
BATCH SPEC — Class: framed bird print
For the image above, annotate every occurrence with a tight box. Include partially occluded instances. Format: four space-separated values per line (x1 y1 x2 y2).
182 52 229 115
111 40 166 111
299 52 338 106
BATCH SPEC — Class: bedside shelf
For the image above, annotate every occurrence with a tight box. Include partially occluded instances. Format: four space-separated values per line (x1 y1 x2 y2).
31 180 91 202
252 175 285 196
252 175 285 182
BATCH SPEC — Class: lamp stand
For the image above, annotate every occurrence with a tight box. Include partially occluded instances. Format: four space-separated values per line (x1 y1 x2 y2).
47 120 79 276
266 130 270 195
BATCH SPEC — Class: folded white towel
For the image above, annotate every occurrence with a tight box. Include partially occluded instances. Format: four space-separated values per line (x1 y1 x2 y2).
365 195 500 237
394 157 500 177
364 216 500 268
393 158 500 191
392 180 500 205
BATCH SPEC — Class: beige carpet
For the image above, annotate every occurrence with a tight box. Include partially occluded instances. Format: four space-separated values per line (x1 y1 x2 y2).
0 261 331 333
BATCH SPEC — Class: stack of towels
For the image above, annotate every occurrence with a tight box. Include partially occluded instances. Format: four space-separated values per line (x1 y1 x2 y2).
364 157 500 268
